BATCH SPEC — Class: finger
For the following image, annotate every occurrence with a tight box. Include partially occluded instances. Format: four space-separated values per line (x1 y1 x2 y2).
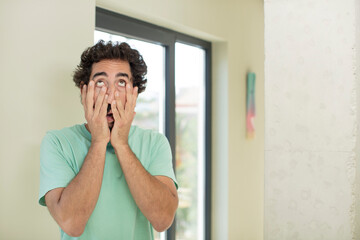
132 86 138 109
128 86 138 116
125 83 133 113
82 85 90 120
86 81 95 115
81 84 87 107
126 86 138 116
125 84 136 115
99 94 108 117
111 100 121 122
115 90 125 111
94 86 107 115
115 96 125 119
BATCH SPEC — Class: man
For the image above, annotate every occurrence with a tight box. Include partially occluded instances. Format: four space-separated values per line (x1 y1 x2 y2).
39 40 179 240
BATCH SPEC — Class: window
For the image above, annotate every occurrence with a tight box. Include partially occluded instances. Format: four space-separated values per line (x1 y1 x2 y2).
175 43 206 240
95 7 212 240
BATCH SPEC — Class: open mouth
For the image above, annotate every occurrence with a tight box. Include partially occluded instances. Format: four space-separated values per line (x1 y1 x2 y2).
106 104 114 122
106 111 114 122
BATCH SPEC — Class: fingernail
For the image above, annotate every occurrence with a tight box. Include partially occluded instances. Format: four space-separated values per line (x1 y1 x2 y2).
112 100 116 105
102 87 106 92
105 94 108 99
89 81 93 86
127 84 130 89
115 91 119 97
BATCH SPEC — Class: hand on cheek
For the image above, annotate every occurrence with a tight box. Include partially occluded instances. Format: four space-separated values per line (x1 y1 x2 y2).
110 85 138 147
115 91 125 110
93 88 102 109
81 80 110 144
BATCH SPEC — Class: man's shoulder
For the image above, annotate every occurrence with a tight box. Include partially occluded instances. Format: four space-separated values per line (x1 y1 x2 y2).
41 124 90 159
129 126 170 156
44 124 88 144
130 125 167 142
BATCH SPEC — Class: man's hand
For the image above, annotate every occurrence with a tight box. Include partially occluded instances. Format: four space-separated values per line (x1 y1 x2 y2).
82 81 110 144
110 84 178 231
110 84 138 147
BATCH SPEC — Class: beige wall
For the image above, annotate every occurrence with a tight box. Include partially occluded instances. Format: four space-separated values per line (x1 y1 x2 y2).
0 0 264 239
356 0 360 237
0 0 95 239
265 0 358 239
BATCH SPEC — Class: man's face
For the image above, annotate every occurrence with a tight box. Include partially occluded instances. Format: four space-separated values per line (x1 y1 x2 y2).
89 59 133 129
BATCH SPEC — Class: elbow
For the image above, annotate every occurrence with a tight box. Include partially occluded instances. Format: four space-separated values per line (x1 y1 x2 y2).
153 225 169 233
153 195 179 232
45 190 87 237
63 224 85 237
64 227 85 238
152 214 175 232
152 207 177 232
59 216 86 237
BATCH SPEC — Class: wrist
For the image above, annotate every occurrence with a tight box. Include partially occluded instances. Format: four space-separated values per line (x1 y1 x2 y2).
113 144 131 155
90 140 108 148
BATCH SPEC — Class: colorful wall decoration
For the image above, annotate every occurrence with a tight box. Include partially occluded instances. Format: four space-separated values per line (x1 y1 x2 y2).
246 72 256 139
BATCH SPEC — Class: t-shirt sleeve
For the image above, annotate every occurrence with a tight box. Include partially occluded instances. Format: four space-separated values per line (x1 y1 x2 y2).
38 132 76 206
147 134 178 189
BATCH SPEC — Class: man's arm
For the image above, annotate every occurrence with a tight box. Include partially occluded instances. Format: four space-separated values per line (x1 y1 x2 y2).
45 142 107 237
114 145 178 232
111 84 178 232
45 82 110 237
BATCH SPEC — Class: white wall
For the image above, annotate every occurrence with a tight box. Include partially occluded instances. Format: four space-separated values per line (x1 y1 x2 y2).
0 0 94 239
356 0 360 237
265 0 358 239
0 0 264 239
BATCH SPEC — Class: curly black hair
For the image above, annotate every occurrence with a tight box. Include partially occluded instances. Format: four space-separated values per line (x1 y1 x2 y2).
73 40 147 93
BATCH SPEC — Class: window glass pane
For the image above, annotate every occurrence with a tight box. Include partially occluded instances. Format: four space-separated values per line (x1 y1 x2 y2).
175 42 206 240
94 30 165 133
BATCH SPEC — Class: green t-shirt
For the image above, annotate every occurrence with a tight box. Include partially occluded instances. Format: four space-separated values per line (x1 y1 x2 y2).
39 124 177 240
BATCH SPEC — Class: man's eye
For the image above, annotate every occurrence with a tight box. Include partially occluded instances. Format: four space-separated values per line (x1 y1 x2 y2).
118 81 126 87
96 81 104 87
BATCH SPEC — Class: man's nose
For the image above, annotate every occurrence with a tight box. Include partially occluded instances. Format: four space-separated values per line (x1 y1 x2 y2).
106 86 115 103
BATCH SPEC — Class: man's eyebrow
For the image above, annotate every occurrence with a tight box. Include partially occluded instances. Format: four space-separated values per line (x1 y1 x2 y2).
92 72 107 79
116 72 130 79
